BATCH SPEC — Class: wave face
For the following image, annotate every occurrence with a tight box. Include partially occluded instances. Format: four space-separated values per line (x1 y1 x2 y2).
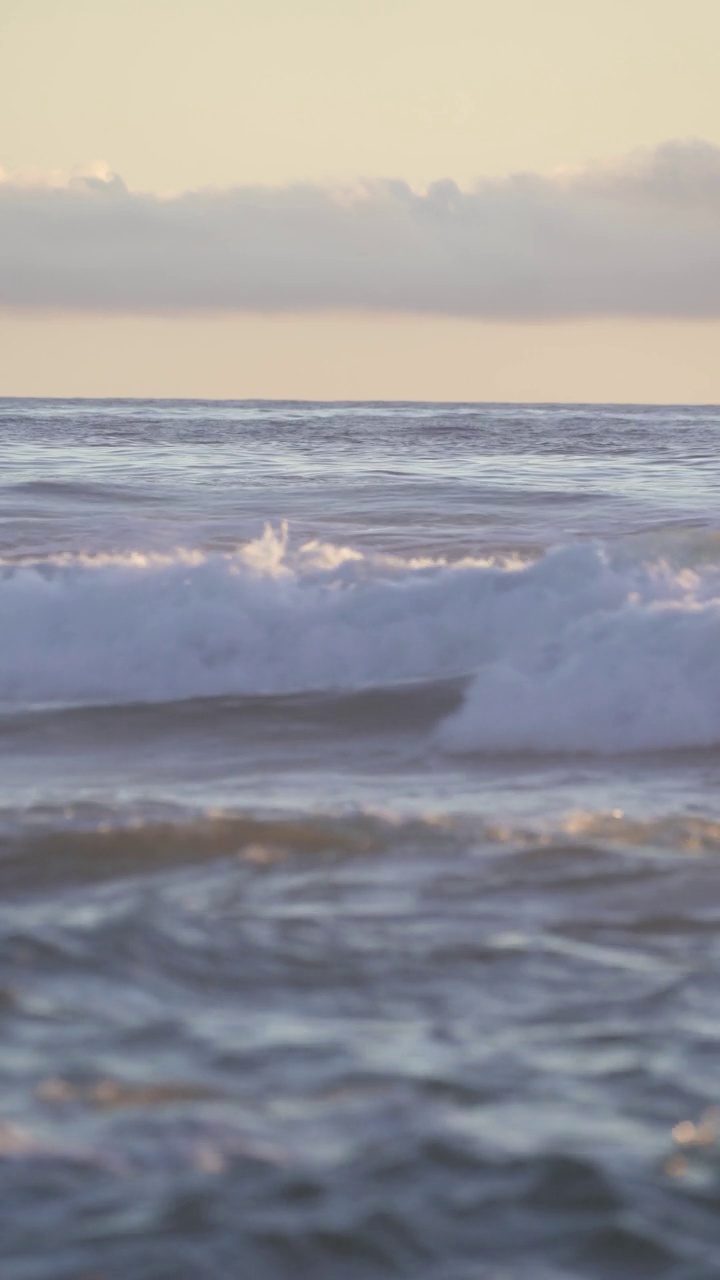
2 525 720 753
0 526 510 704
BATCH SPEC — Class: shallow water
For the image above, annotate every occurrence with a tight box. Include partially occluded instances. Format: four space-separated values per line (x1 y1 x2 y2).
2 398 720 1278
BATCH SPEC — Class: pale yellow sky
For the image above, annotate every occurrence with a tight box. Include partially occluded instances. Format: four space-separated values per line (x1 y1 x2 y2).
3 0 720 190
4 313 720 404
3 0 720 400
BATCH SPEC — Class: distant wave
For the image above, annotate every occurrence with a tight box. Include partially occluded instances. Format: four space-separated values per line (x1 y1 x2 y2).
1 525 720 753
3 801 720 898
0 805 465 895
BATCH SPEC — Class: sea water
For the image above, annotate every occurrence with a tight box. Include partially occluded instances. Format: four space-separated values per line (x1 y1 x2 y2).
1 398 720 1278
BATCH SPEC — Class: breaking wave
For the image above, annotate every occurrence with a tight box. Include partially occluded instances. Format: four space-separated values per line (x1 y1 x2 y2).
2 525 720 753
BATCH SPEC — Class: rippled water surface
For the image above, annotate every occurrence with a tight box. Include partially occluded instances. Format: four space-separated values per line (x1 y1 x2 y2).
2 398 720 1279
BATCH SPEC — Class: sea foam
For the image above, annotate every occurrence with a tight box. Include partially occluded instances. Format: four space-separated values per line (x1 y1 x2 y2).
2 526 720 753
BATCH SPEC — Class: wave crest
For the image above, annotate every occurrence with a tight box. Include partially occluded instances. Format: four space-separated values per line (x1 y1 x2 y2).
2 526 720 753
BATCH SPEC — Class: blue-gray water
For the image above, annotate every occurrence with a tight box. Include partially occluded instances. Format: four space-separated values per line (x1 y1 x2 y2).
2 398 720 1279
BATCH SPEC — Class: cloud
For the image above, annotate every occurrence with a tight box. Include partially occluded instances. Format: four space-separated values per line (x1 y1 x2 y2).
2 140 720 319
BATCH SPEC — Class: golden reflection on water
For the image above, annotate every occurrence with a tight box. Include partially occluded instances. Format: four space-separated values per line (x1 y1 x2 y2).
665 1107 719 1178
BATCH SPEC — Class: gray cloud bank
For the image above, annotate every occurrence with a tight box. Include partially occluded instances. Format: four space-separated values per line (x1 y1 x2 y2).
3 140 720 318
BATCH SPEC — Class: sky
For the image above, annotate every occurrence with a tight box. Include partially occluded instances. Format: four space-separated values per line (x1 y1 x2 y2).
2 0 720 401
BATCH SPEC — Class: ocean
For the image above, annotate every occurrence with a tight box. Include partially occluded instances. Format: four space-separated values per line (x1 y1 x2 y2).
2 397 720 1279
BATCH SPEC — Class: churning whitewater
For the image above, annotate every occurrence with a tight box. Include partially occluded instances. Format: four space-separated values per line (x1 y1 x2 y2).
2 397 720 1280
2 525 720 752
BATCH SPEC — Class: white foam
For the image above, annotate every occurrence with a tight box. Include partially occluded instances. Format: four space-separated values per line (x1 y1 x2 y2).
2 526 720 752
439 548 720 754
